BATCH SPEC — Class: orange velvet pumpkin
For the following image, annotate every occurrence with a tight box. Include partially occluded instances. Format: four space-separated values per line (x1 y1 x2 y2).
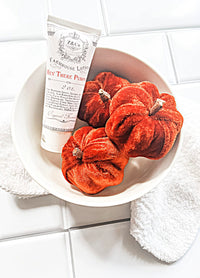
78 72 130 127
61 126 129 194
105 82 183 159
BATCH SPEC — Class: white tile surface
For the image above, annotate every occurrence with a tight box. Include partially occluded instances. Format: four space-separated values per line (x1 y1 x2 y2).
0 190 64 239
98 33 176 84
0 0 48 40
171 82 200 102
0 0 199 276
103 0 200 34
65 202 130 228
70 221 200 278
50 0 105 33
0 40 47 100
0 232 72 278
168 29 200 82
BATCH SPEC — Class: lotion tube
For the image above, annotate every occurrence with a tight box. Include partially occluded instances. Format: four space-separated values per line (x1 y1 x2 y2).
41 15 101 153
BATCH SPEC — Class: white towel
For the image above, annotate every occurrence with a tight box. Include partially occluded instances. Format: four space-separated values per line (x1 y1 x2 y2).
130 96 200 263
0 101 48 198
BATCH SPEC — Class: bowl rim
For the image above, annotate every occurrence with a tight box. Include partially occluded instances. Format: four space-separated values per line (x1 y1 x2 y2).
11 47 183 207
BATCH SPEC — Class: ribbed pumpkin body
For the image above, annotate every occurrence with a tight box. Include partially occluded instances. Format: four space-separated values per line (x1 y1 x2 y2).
106 82 183 159
78 72 130 127
62 126 129 194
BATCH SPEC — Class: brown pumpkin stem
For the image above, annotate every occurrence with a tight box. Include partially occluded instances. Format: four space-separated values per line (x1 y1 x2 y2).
98 89 111 102
72 147 83 160
149 98 165 116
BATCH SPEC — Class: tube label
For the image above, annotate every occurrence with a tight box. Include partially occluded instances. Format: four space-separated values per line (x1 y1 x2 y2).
41 16 100 152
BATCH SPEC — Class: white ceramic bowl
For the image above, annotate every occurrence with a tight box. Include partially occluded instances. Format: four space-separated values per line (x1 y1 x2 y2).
11 48 182 207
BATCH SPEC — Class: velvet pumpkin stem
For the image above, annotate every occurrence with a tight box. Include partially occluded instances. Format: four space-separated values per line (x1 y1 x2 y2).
98 89 111 102
149 98 165 116
72 147 83 160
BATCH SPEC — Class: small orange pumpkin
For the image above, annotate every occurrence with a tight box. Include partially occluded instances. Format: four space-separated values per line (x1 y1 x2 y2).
78 72 130 127
61 126 129 194
105 82 183 159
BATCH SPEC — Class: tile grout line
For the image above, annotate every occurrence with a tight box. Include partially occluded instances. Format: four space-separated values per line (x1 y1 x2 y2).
175 79 200 85
0 25 199 43
99 0 110 35
165 32 179 84
105 25 200 38
67 231 76 278
69 218 130 232
0 218 130 244
0 98 15 103
0 38 47 43
60 200 68 230
0 229 65 244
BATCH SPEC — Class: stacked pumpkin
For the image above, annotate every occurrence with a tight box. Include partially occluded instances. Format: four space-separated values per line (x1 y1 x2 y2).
62 72 183 194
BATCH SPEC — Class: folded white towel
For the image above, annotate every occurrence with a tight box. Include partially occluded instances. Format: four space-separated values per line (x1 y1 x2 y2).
130 97 200 263
0 101 48 198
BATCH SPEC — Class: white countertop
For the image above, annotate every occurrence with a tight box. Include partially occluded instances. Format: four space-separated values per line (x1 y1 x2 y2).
0 0 200 277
